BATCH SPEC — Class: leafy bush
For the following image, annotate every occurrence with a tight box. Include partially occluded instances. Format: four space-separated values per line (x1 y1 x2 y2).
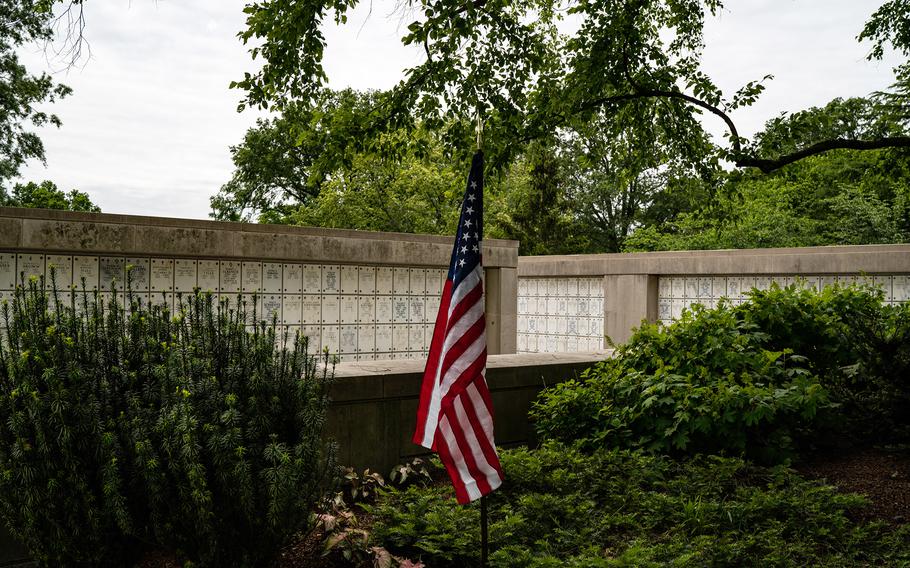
0 276 336 567
532 284 910 460
532 301 832 462
740 284 910 440
369 443 910 567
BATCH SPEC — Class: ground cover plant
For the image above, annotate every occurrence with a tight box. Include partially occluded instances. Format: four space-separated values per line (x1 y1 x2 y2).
366 443 910 568
0 275 336 567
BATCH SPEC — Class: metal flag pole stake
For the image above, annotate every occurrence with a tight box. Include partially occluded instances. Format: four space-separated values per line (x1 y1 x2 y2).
481 494 489 567
475 109 489 568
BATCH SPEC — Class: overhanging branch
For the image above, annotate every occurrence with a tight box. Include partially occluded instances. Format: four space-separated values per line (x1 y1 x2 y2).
734 137 910 172
581 88 910 173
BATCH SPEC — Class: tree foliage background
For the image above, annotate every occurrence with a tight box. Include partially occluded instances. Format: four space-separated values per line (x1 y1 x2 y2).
212 0 910 253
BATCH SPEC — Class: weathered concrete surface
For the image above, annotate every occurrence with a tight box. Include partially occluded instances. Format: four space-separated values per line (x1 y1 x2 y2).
0 207 519 268
604 274 658 346
484 267 518 355
518 244 910 277
328 351 610 473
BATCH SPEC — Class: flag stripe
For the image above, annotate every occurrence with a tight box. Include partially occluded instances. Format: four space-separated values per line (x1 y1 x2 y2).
453 393 501 484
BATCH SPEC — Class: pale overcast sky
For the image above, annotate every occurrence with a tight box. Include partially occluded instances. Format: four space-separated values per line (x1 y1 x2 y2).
16 0 903 220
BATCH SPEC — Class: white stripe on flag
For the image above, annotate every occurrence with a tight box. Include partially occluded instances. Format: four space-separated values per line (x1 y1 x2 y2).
439 414 482 501
453 393 501 486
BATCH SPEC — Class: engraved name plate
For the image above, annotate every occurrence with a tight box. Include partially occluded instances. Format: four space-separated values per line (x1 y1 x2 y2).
375 296 393 323
302 295 321 324
392 324 409 351
340 265 358 294
220 261 241 293
340 296 357 324
150 258 174 292
18 254 44 283
358 296 375 324
426 270 442 297
409 324 425 351
340 325 357 353
262 295 282 321
392 297 409 323
174 259 197 292
122 258 150 292
283 264 302 293
262 262 282 293
357 325 376 353
0 253 15 289
73 256 100 290
322 265 340 294
393 268 410 294
426 296 441 320
242 262 262 292
197 260 219 292
322 295 340 324
376 267 393 294
282 295 302 325
100 257 125 292
358 266 376 294
375 325 392 352
409 268 426 295
409 297 425 322
302 265 321 293
321 326 340 353
45 255 73 289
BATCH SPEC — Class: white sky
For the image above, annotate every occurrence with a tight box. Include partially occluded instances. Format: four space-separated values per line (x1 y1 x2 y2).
16 0 903 220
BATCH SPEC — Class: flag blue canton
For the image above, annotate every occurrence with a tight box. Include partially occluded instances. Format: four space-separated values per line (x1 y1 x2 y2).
449 151 483 288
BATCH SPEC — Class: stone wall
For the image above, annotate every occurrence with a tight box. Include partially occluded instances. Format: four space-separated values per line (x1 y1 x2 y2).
329 352 606 473
518 244 910 347
0 207 520 360
517 276 605 353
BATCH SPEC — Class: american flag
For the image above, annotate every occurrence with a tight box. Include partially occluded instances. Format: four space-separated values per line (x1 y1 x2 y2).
413 150 504 504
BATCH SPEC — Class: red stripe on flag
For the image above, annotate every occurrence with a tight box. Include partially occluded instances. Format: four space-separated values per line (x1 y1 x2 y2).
460 382 504 479
438 314 485 385
413 280 453 446
434 426 470 503
446 403 493 498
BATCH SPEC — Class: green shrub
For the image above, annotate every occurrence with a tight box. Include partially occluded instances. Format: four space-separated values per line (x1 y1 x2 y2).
532 284 910 460
369 443 910 567
0 275 335 567
532 301 832 462
740 284 910 440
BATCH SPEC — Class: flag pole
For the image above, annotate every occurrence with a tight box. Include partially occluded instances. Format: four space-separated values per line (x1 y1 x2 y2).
481 493 489 567
475 108 490 568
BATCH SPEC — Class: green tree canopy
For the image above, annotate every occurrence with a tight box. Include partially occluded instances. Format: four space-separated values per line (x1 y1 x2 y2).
0 0 72 190
233 0 910 174
626 99 910 251
2 180 101 212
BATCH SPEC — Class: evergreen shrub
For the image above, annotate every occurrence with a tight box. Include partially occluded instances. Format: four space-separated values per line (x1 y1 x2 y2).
0 274 335 567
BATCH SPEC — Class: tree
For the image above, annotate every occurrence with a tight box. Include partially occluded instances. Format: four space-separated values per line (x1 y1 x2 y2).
212 89 465 231
487 140 587 255
625 98 910 251
233 0 910 175
2 180 100 212
0 0 72 191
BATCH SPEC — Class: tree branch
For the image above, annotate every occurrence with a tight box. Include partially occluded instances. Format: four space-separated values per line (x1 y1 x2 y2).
734 137 910 173
581 89 910 173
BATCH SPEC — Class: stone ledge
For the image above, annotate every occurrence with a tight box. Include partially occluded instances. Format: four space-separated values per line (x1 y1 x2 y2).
518 244 910 276
0 207 519 268
333 351 611 378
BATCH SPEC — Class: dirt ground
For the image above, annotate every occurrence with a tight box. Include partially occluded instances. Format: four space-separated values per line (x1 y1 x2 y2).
796 447 910 524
